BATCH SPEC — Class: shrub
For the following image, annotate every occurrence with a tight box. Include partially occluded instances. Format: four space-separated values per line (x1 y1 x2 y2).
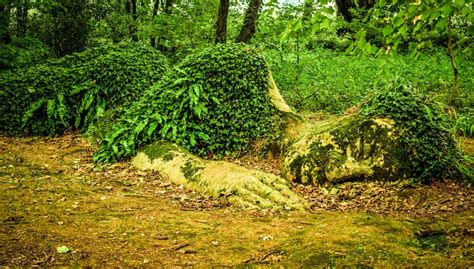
361 87 470 182
94 44 280 163
0 37 52 69
0 42 168 136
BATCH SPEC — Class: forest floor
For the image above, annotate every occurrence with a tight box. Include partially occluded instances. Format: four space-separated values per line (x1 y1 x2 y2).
1 133 473 267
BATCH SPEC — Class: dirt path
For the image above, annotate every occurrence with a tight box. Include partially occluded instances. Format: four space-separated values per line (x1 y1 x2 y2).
1 134 473 267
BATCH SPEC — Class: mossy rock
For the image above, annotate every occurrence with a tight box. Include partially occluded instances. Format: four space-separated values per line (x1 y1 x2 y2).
281 115 411 184
132 141 306 210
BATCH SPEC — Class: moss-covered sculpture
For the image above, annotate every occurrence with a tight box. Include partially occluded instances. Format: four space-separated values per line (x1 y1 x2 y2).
282 89 469 184
132 141 306 210
0 42 168 136
94 44 292 163
281 115 410 184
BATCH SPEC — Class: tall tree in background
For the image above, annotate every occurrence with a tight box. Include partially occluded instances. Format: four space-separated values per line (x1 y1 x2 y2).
151 0 160 47
16 0 28 37
236 0 262 43
215 0 229 44
36 0 91 56
0 1 12 44
125 0 138 41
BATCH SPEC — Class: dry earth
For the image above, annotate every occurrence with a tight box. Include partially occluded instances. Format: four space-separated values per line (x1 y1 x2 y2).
1 133 473 267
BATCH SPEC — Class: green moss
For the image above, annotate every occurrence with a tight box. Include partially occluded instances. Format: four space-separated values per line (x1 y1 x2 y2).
180 160 204 182
142 141 180 161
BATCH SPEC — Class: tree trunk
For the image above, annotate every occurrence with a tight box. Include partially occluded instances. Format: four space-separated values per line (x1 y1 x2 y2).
131 0 137 41
335 0 355 22
0 2 11 44
163 0 172 14
16 0 28 37
447 16 459 106
150 0 160 47
236 0 261 43
215 0 229 44
125 0 131 13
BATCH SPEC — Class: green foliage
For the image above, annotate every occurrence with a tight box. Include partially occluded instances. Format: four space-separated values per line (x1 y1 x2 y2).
29 0 93 56
94 44 280 163
0 37 52 69
266 49 473 115
0 42 168 136
361 88 469 182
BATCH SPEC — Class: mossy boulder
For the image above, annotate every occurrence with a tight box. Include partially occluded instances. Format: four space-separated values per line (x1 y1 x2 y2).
132 141 306 210
281 115 410 184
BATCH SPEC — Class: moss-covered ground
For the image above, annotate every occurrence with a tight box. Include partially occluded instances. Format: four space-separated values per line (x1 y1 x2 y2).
1 134 473 267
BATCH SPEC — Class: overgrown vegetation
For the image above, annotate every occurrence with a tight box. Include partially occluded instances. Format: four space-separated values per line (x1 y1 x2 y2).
0 42 168 136
94 44 280 163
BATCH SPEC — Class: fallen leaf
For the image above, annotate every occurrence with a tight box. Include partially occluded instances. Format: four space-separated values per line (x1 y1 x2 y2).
57 246 70 254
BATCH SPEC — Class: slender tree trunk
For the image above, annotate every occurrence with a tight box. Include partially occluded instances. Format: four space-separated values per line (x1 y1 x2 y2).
163 0 172 13
335 0 355 22
131 0 137 41
236 0 262 43
215 0 229 44
125 0 131 14
16 0 28 37
447 16 459 106
0 2 12 44
150 0 160 47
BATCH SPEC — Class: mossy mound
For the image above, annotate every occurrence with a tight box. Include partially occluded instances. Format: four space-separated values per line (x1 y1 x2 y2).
0 42 168 136
281 115 408 184
94 44 280 163
132 141 305 210
282 89 469 184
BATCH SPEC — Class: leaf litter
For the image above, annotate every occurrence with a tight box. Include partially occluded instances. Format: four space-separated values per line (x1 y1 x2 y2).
1 133 473 267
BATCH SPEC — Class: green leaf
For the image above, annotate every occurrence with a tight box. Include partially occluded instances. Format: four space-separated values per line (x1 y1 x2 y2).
440 4 453 17
382 25 394 37
147 121 159 136
393 16 404 27
57 246 70 254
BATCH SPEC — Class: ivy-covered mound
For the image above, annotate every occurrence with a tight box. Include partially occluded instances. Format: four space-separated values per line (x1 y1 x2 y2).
282 88 470 184
94 44 280 163
0 42 168 136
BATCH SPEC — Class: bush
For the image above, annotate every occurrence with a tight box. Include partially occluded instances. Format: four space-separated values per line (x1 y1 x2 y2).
94 44 280 163
361 88 470 182
0 42 168 136
0 37 52 69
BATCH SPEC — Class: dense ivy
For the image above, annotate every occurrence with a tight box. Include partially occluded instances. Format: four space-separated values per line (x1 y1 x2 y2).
94 44 279 163
361 88 470 182
0 42 168 136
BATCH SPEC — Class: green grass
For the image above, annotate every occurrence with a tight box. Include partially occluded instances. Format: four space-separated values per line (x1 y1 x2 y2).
266 48 473 117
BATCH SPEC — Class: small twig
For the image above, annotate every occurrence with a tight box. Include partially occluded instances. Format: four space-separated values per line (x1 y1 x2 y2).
172 242 190 251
